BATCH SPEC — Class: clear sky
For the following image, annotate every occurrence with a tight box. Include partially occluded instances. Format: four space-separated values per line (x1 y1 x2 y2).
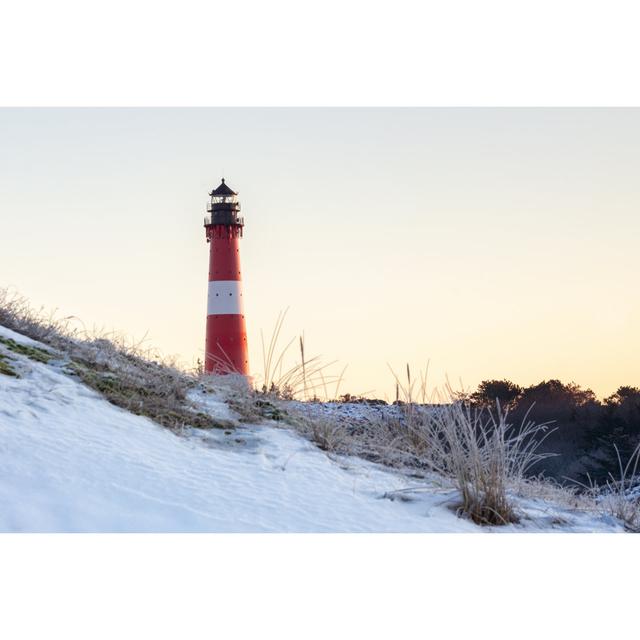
1 108 638 399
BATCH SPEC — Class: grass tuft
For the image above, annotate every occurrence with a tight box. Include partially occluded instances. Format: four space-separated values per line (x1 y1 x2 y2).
0 353 19 377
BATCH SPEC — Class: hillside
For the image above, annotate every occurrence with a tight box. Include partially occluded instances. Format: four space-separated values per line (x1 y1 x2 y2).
0 324 628 533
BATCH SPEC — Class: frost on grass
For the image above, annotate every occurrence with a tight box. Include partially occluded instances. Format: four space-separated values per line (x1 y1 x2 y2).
283 396 556 526
0 288 232 432
578 443 640 532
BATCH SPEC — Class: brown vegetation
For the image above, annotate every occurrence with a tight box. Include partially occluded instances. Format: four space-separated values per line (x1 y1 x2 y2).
0 288 230 432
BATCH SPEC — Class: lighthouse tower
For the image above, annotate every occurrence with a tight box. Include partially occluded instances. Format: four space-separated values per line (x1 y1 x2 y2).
203 179 249 375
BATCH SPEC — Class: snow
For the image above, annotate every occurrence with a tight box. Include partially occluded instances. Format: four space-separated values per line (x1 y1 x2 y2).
0 324 626 532
0 326 46 348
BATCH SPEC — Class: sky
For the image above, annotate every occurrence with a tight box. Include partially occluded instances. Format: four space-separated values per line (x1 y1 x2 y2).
0 108 638 400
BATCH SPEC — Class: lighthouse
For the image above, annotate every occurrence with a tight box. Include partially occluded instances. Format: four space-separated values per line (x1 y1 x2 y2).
203 179 249 375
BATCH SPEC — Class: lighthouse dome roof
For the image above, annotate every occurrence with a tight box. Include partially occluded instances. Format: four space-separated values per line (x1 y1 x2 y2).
209 178 237 197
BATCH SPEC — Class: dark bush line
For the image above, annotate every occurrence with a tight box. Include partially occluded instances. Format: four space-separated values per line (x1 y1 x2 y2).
466 379 640 485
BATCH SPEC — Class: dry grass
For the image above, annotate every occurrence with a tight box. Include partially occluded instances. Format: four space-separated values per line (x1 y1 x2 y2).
285 402 424 468
200 372 289 424
577 443 640 532
285 367 557 526
0 293 343 430
285 396 558 525
290 412 350 453
283 363 640 529
515 476 596 512
0 287 229 432
414 402 555 524
256 309 346 401
184 309 352 424
385 367 556 524
287 365 639 529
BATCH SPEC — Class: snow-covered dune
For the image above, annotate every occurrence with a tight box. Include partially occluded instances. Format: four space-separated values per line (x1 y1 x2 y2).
0 325 624 532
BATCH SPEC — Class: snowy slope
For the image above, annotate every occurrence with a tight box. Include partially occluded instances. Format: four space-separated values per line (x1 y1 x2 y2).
0 325 624 533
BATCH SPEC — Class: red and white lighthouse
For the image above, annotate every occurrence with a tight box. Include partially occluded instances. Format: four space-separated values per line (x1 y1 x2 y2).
203 179 249 375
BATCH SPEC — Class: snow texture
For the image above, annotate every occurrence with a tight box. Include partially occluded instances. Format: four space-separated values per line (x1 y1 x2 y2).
0 325 625 532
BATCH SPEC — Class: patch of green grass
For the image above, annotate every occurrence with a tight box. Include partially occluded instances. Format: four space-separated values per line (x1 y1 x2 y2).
68 361 232 431
0 353 19 377
255 399 286 421
0 336 54 364
226 393 290 423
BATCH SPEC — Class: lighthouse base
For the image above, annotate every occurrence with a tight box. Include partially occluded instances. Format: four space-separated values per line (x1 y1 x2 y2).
205 314 249 375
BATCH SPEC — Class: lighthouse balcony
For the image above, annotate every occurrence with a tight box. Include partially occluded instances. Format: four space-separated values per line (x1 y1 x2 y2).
207 201 241 213
204 214 245 227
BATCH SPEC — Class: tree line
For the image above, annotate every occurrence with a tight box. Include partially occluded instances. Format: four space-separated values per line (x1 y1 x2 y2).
466 379 640 485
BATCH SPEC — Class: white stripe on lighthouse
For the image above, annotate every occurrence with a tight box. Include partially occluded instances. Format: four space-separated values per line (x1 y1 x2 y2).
207 280 244 315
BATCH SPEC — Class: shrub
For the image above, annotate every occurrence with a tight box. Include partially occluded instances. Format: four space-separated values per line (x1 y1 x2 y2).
410 401 555 525
470 379 523 409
